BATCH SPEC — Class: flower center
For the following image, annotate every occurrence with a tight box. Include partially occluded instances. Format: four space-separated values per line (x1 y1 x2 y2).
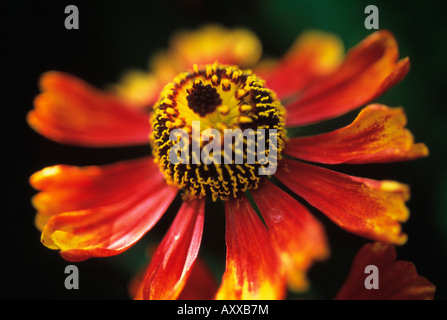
186 82 222 117
150 63 286 201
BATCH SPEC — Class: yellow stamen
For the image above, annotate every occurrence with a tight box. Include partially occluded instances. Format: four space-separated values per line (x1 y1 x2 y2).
238 116 253 123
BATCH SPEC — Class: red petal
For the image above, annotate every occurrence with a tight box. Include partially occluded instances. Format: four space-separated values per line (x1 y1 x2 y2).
335 242 436 300
251 180 329 291
30 157 177 261
138 199 205 300
27 71 151 147
285 104 428 164
285 30 409 126
178 258 219 300
275 159 410 244
131 246 218 300
260 31 344 99
216 196 286 300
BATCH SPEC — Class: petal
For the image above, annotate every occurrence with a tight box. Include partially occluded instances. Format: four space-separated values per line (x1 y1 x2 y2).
31 157 158 222
285 30 410 126
30 157 177 261
170 24 262 68
112 25 262 112
178 258 219 300
131 247 218 300
111 70 162 108
251 180 329 291
284 104 429 164
138 198 205 300
215 196 286 300
27 71 151 147
275 159 410 244
335 242 436 300
260 31 344 99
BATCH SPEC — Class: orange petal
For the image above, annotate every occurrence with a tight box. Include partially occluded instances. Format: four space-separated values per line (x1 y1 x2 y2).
111 70 162 108
260 31 344 99
215 196 286 300
286 30 410 126
275 159 410 244
30 157 177 261
251 180 329 291
285 104 428 164
31 157 159 223
27 71 151 147
137 199 205 300
335 242 436 300
170 24 262 69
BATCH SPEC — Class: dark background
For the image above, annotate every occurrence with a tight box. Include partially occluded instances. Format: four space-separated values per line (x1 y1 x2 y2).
4 0 447 299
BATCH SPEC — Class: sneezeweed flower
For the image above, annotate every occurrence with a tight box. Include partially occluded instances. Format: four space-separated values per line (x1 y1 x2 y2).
335 242 435 300
154 242 435 300
28 25 429 299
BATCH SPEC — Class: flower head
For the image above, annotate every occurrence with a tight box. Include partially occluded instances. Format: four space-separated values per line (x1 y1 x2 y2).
151 63 285 201
28 25 428 299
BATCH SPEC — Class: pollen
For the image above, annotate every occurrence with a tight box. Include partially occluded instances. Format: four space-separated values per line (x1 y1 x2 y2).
150 63 286 201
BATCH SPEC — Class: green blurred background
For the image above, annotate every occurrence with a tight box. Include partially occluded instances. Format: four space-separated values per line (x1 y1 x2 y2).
5 0 446 299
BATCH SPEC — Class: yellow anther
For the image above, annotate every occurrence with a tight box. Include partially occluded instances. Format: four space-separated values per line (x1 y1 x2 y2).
238 116 253 123
239 104 252 112
206 65 213 77
221 79 231 91
166 107 176 115
217 105 229 115
162 98 173 106
236 89 246 99
173 118 183 127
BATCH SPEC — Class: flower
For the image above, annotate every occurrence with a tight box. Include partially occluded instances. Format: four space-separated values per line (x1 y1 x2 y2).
28 25 428 299
335 242 436 300
154 242 435 300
